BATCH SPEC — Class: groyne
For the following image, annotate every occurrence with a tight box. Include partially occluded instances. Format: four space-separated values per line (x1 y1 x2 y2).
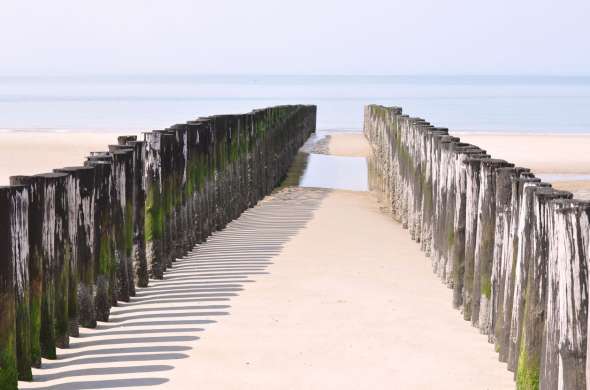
0 105 316 388
365 105 590 390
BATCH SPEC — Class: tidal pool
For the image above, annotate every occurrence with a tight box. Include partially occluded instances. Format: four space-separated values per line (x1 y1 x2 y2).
296 153 368 192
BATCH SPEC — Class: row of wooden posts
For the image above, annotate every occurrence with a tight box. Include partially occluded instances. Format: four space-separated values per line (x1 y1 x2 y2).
0 105 316 389
364 105 590 390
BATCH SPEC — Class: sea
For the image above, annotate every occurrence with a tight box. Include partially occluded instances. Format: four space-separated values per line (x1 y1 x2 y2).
1 74 590 133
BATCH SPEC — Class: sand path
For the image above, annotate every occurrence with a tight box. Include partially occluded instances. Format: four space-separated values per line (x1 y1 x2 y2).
19 132 515 389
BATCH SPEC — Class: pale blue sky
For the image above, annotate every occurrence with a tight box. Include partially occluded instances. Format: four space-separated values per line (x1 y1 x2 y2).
1 0 589 75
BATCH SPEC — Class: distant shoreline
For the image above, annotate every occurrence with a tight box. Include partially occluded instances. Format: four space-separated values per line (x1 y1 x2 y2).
3 127 590 135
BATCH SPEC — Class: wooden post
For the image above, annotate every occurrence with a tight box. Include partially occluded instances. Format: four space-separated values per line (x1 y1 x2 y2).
106 148 135 302
84 159 114 322
542 199 590 389
473 158 513 333
144 131 164 279
515 188 573 388
419 128 448 257
9 176 44 367
117 139 149 288
492 175 538 364
451 147 487 308
438 140 472 287
0 186 28 387
462 156 484 321
490 167 530 355
508 181 551 372
53 166 96 330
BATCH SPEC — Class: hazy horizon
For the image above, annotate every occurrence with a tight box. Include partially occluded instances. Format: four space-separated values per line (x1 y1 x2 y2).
2 0 589 76
3 0 590 132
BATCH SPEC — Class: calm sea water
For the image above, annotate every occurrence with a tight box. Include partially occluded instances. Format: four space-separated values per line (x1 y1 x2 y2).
1 75 590 133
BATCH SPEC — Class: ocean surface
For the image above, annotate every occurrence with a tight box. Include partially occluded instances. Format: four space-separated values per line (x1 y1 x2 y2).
1 75 590 133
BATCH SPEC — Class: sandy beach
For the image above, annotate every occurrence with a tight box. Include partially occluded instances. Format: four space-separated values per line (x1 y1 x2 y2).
3 130 588 389
1 131 589 185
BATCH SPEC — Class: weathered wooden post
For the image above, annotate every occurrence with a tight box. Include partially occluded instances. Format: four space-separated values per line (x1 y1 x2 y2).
542 199 590 390
462 156 484 321
159 131 175 270
54 166 96 329
0 186 29 386
473 158 513 333
185 121 206 246
144 131 164 279
490 167 529 352
104 148 135 302
0 188 17 388
9 186 30 380
34 173 69 356
50 172 73 349
14 173 71 358
508 181 551 372
169 125 192 255
431 133 455 270
514 188 573 388
117 138 149 288
493 175 539 364
168 127 186 261
84 159 114 322
451 147 487 308
419 128 448 257
437 139 467 286
9 176 42 368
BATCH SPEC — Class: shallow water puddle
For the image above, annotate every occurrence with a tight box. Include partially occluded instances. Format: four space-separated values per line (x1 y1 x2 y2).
298 153 368 191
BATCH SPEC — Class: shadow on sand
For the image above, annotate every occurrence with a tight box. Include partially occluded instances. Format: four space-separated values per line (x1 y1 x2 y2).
19 187 328 389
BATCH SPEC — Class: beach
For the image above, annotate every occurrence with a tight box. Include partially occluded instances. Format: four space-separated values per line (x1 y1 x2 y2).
17 132 517 389
2 130 589 388
3 131 589 190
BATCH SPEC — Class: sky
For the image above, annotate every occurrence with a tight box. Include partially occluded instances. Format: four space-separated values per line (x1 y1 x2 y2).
1 0 589 75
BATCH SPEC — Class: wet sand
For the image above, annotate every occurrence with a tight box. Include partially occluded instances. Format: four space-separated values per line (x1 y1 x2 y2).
327 132 371 157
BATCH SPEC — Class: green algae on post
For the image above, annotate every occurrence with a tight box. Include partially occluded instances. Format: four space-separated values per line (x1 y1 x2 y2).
0 105 317 386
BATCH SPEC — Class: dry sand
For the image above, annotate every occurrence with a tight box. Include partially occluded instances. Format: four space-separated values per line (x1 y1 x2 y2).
0 132 138 185
456 133 590 174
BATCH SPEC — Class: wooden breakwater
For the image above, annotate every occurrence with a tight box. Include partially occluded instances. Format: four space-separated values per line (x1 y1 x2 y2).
365 105 590 390
0 105 316 388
